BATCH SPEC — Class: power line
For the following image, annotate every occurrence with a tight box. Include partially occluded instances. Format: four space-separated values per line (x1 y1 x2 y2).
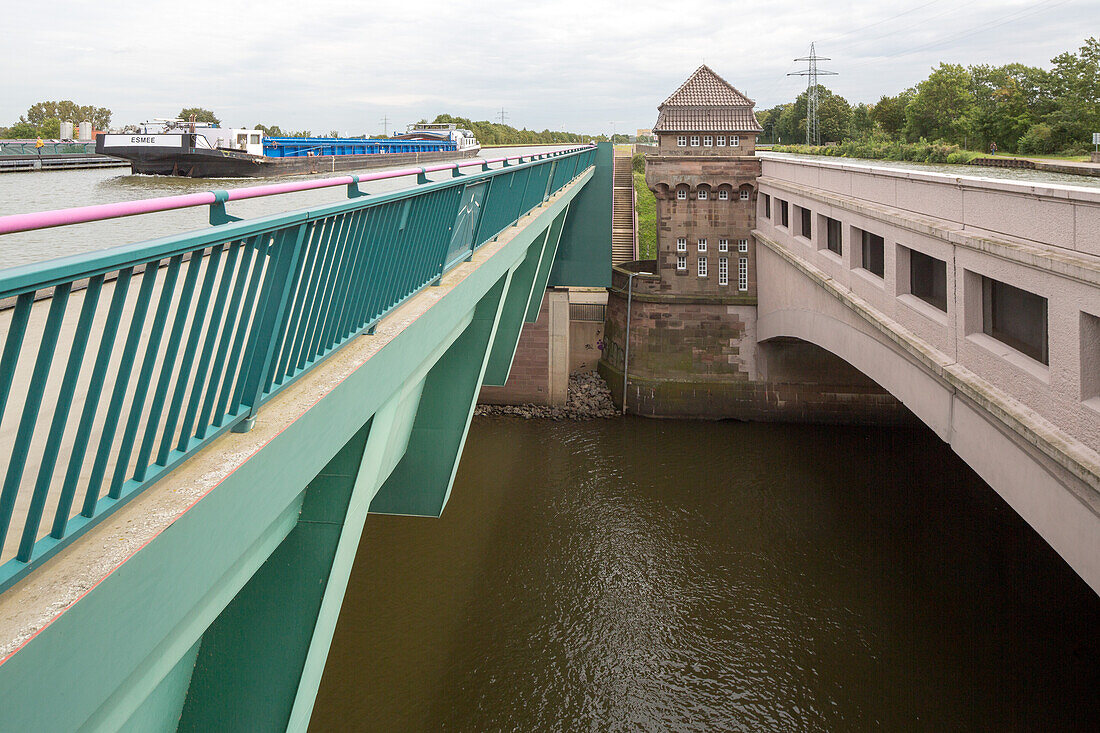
831 2 972 55
817 0 945 46
842 0 1072 74
788 43 838 145
379 115 389 137
498 107 508 126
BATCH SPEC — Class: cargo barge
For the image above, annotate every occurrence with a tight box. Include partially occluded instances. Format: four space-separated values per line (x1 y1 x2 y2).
96 120 481 178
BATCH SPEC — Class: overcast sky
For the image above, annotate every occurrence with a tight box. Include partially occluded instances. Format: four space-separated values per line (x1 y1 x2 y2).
2 0 1096 135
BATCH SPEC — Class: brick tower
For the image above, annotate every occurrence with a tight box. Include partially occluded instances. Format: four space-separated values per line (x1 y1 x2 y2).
647 65 763 295
600 65 907 422
599 65 768 416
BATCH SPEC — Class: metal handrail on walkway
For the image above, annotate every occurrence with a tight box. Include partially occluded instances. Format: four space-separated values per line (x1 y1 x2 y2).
0 145 593 234
0 145 595 591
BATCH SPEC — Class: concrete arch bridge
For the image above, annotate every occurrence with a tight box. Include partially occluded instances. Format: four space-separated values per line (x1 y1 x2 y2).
752 157 1100 595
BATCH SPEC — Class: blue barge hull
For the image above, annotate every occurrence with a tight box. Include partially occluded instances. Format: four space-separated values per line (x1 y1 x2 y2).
96 134 479 178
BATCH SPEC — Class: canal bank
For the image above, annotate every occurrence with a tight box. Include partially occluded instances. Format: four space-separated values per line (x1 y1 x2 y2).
313 416 1100 730
0 154 127 173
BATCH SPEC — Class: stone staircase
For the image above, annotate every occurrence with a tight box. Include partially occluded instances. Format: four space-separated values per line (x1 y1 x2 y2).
612 151 637 265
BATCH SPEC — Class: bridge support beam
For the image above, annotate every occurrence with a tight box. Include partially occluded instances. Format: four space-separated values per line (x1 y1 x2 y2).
481 228 548 385
481 205 568 386
369 271 511 517
177 420 374 731
525 204 568 323
174 299 507 730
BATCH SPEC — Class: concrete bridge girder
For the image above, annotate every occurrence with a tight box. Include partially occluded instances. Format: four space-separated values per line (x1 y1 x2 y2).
755 236 1100 595
0 168 594 731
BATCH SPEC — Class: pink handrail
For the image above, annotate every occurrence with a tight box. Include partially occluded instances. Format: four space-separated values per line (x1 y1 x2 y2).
0 145 594 236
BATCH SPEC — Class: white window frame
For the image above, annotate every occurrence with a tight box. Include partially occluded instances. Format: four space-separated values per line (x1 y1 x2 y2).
703 135 713 147
697 188 707 200
731 135 740 146
676 255 687 271
718 239 728 252
719 257 728 285
697 238 707 252
718 189 729 201
716 135 726 147
738 238 748 252
738 257 748 290
698 256 708 277
677 188 687 200
676 237 687 252
740 189 750 200
690 135 700 146
677 135 687 147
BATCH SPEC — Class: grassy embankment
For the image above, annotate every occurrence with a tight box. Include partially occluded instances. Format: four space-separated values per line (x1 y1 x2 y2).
770 140 982 164
633 170 656 260
770 139 1092 165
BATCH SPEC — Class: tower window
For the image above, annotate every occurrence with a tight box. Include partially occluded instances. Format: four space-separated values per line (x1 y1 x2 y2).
718 239 728 252
740 189 750 201
718 189 729 200
719 257 729 285
677 135 687 146
698 189 707 200
676 255 687 271
698 256 708 277
731 135 740 146
676 237 687 252
690 135 700 146
697 238 707 252
677 188 687 200
703 135 713 147
717 135 726 146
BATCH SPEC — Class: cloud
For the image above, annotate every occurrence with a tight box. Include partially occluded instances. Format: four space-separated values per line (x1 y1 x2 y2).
1 0 1095 134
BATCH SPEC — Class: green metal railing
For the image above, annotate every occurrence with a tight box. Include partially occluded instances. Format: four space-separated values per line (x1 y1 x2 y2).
0 146 594 590
0 141 97 156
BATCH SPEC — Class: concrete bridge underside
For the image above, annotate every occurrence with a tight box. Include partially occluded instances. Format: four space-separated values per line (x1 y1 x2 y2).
0 169 591 731
755 233 1100 594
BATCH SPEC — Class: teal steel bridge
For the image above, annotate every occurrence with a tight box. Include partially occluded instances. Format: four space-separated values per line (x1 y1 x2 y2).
0 143 611 730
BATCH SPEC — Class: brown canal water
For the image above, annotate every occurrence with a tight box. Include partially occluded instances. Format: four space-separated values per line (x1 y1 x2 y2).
312 417 1100 731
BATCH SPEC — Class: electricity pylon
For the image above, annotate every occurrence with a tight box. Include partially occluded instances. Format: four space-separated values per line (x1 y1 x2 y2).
788 43 837 146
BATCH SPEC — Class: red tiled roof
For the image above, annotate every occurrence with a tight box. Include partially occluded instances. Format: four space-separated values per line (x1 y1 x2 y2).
660 65 755 107
654 65 763 133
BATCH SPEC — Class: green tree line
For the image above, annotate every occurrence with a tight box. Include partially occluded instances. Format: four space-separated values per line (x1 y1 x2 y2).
0 100 113 138
2 100 625 146
431 114 613 145
757 38 1099 156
